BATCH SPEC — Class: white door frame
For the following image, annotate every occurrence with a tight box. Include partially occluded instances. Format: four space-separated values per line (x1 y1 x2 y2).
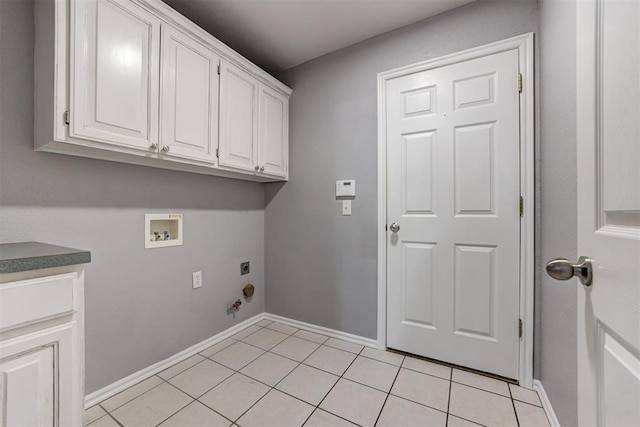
376 33 535 387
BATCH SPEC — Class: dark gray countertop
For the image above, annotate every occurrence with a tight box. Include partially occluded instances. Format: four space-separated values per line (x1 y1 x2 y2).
0 242 91 273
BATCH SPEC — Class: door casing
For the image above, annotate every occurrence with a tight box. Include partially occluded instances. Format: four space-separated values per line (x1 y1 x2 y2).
376 33 535 387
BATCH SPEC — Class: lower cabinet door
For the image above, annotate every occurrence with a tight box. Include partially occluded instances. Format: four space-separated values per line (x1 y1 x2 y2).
0 345 54 426
0 324 80 427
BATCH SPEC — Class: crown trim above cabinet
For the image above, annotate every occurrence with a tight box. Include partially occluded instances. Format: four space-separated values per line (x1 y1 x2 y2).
34 0 290 182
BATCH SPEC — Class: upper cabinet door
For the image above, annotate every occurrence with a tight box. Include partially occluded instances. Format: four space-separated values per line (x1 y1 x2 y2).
160 26 219 164
258 84 288 179
71 0 160 151
219 60 259 172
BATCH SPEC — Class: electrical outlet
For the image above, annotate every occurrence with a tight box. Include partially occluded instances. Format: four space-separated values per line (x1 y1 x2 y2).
192 271 202 289
342 200 352 216
241 262 250 275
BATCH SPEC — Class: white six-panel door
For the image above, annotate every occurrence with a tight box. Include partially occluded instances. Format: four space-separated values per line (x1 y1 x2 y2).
160 25 219 163
71 0 160 150
386 49 521 379
219 60 259 172
577 0 640 425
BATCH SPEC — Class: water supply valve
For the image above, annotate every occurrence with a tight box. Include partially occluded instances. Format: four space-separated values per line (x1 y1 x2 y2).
228 299 242 311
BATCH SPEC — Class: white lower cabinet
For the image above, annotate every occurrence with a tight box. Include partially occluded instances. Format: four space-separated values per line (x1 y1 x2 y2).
0 271 85 427
35 0 291 182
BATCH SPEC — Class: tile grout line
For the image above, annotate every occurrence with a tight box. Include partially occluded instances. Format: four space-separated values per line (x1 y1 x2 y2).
372 358 403 427
105 411 125 427
445 363 453 426
99 376 166 414
307 345 367 425
151 374 222 427
509 381 522 427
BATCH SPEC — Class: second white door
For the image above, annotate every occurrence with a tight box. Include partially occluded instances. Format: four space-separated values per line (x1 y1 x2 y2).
386 49 521 379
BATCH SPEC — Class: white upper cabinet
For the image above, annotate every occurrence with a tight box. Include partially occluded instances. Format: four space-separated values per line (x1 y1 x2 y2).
219 60 259 173
258 84 288 179
218 63 289 179
35 0 291 182
160 25 219 164
71 0 160 151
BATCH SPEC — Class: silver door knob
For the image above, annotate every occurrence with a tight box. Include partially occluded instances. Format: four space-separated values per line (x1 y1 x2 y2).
149 142 159 151
260 166 265 172
546 256 593 287
161 145 170 153
255 165 260 170
389 223 400 233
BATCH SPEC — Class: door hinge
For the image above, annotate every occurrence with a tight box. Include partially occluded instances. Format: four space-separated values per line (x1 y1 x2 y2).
216 148 219 158
518 318 523 338
519 196 524 217
217 64 221 75
63 110 70 125
518 73 523 93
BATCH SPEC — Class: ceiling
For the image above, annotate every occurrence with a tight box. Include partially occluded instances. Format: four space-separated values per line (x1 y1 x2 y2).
161 0 475 72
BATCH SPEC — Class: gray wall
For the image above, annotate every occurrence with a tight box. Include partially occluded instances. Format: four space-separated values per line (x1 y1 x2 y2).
538 0 578 425
265 0 539 339
0 0 265 394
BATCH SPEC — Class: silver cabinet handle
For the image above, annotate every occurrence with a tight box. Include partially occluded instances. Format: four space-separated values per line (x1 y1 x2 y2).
161 145 170 153
260 166 265 172
546 256 593 287
149 142 159 151
255 165 260 171
389 223 400 233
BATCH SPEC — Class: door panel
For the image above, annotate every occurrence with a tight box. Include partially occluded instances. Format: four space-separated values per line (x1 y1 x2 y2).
160 26 219 163
219 61 258 172
454 123 495 215
402 132 436 214
71 0 160 150
402 242 437 327
387 49 520 379
577 0 640 424
454 244 496 340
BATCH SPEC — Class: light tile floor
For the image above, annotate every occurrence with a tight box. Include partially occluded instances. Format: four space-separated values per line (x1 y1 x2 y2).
86 321 551 427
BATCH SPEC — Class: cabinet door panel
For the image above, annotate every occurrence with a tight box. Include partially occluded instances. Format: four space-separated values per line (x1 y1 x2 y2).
219 61 258 172
259 85 288 178
0 345 55 427
71 0 160 150
160 26 219 163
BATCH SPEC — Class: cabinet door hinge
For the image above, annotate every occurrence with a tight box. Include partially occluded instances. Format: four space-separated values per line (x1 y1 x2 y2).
518 318 523 338
216 148 219 158
518 73 523 93
63 110 70 125
519 196 524 217
217 64 221 75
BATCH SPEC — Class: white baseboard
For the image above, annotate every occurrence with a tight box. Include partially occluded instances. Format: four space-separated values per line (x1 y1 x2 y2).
533 380 561 427
84 313 266 408
263 313 377 348
85 312 376 409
